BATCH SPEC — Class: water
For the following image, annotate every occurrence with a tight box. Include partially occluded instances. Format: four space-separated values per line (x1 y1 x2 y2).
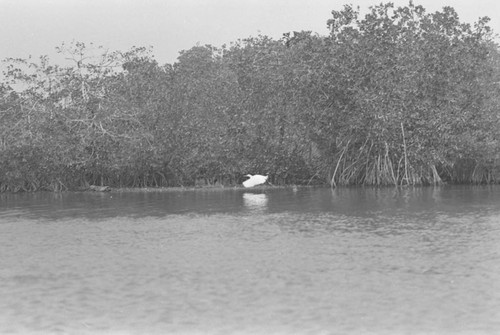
1 186 499 334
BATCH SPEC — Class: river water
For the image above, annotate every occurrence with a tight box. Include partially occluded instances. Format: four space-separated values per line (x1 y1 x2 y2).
0 186 499 334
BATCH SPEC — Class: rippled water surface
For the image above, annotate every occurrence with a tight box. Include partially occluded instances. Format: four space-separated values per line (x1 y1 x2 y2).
1 186 500 334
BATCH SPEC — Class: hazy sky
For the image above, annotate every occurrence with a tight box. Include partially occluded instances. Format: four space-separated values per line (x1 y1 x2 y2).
1 0 499 66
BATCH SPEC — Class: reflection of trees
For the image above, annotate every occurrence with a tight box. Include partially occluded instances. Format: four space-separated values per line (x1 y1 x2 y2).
273 186 500 240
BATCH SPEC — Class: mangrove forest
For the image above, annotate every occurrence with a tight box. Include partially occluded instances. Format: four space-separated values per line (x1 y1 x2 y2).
1 2 500 192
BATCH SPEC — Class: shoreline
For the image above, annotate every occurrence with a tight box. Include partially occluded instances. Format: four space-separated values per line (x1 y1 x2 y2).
2 183 499 194
111 184 303 193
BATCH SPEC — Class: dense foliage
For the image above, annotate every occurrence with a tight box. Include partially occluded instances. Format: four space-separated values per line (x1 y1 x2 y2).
1 3 500 191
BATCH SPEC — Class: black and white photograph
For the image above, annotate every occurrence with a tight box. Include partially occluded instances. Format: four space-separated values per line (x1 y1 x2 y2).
1 0 500 334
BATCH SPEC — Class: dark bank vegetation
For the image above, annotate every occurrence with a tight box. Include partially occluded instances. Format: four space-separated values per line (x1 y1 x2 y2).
1 2 500 192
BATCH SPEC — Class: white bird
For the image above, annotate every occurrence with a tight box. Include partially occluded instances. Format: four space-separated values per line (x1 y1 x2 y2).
242 174 268 188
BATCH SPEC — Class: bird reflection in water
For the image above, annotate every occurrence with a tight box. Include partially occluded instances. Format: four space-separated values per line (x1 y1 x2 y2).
243 193 268 211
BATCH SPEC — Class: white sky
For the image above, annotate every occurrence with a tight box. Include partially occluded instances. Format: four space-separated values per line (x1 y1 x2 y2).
1 0 499 66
